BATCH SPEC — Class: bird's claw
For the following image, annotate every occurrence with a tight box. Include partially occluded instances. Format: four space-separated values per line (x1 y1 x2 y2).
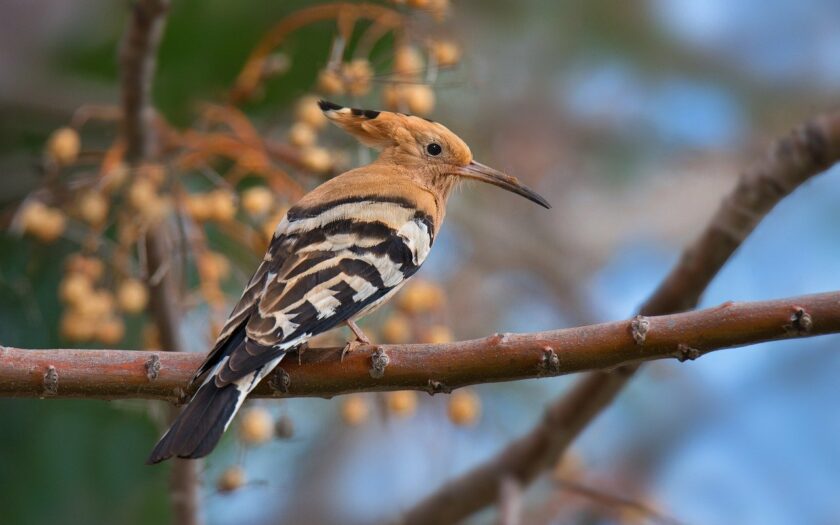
340 339 365 362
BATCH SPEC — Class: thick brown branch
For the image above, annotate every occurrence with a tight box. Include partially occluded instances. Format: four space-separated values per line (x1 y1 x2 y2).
399 111 840 524
1 292 838 400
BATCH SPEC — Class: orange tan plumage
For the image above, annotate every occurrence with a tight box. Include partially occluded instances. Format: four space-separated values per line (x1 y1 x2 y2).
147 100 549 463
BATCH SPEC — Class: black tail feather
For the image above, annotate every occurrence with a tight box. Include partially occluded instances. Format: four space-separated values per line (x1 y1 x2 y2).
146 380 241 464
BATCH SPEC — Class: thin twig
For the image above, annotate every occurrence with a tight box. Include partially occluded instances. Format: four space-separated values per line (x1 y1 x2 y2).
119 1 202 524
397 110 840 525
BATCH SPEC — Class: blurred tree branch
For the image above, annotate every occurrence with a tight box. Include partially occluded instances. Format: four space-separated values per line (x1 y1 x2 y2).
398 111 840 525
119 1 201 525
1 290 839 400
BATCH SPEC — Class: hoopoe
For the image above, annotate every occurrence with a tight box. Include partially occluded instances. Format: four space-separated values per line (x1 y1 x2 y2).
147 100 550 463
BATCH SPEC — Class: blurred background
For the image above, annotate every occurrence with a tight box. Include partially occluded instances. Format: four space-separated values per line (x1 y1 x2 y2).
2 0 840 524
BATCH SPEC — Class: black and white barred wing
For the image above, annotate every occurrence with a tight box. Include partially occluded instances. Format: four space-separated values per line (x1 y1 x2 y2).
147 199 434 463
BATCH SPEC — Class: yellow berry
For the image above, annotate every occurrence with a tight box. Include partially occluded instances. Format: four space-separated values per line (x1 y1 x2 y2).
77 191 109 226
78 289 115 318
21 202 66 243
386 391 418 417
394 46 424 76
342 59 373 96
239 407 274 445
288 121 317 148
46 127 81 166
198 252 231 282
216 466 245 493
341 394 370 426
59 273 93 305
60 310 96 342
185 194 212 222
117 279 148 313
381 313 412 344
421 324 453 344
128 179 157 210
448 389 481 426
398 280 445 314
137 163 167 186
406 84 435 116
430 40 461 67
65 254 104 281
102 162 129 192
296 96 328 129
241 186 274 217
300 146 332 173
97 317 125 345
317 68 345 95
208 190 237 222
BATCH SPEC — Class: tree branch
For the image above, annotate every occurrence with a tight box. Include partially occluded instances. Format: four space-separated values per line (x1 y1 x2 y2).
119 2 201 524
398 110 840 524
1 291 838 400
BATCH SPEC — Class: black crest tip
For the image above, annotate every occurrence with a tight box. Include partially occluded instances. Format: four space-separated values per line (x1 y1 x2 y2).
318 99 343 112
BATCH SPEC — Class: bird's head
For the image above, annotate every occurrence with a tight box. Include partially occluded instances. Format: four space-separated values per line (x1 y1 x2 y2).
318 100 550 209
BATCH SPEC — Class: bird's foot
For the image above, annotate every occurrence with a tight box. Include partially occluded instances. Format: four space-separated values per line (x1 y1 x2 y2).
342 320 372 362
295 341 309 365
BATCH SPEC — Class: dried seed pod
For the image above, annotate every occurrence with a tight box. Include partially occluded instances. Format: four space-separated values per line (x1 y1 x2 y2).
398 279 445 314
296 96 328 129
241 186 274 217
117 278 148 313
386 391 418 417
77 191 109 226
405 84 435 116
239 407 274 445
60 310 96 342
96 317 126 345
208 190 237 222
59 273 93 305
317 68 345 95
342 59 373 96
288 121 317 148
421 324 453 344
198 251 231 282
448 389 481 426
46 127 81 166
430 40 461 67
341 394 370 426
394 46 424 76
185 193 212 222
20 202 66 243
381 312 412 344
300 146 332 173
217 466 245 493
274 414 294 439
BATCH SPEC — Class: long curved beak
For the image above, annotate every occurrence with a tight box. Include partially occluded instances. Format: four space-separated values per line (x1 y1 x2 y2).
455 161 551 209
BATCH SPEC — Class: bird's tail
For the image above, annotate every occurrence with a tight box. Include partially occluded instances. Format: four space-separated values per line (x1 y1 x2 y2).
146 378 244 464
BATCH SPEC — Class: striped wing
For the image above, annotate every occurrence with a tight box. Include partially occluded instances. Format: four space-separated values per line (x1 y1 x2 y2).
194 197 435 388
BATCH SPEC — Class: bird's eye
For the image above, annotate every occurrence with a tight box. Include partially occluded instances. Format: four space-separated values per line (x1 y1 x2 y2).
426 143 442 156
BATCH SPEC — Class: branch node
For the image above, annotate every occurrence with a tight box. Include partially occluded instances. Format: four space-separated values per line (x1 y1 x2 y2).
42 365 59 396
369 347 390 379
144 353 161 381
426 380 451 395
173 387 189 405
785 307 813 335
630 315 650 345
675 344 701 362
539 346 561 375
269 367 291 394
490 332 511 345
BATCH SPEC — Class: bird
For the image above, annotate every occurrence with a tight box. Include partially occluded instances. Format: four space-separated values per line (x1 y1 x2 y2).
147 100 550 463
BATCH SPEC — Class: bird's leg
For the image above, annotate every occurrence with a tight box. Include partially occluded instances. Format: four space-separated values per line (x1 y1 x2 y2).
342 320 371 361
295 341 309 365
